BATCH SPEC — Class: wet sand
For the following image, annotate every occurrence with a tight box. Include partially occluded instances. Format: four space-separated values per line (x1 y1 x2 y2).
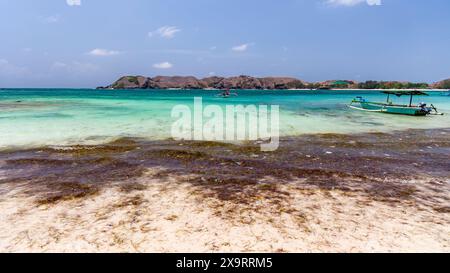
0 129 449 252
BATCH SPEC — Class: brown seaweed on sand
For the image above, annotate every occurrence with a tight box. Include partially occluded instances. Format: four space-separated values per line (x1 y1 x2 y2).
0 129 448 211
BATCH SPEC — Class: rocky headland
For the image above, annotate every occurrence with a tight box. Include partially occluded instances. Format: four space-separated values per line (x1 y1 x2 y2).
98 75 450 90
99 75 308 90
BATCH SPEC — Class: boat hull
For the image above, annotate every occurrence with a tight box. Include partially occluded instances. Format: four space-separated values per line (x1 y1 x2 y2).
353 102 429 116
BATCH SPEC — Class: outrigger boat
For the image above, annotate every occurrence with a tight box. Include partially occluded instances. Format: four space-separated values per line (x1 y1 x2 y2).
349 90 443 116
215 88 238 98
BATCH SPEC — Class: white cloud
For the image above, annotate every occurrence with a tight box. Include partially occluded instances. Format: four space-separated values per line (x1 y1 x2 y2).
153 62 173 69
0 59 29 76
327 0 381 6
232 43 252 52
52 61 68 69
42 15 61 24
88 48 120 56
149 26 181 39
366 0 381 5
66 0 81 6
69 62 98 73
51 61 98 74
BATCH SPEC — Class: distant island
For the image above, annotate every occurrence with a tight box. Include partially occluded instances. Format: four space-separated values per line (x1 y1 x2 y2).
98 75 450 90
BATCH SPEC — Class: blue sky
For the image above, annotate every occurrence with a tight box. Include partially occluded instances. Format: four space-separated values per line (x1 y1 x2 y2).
0 0 449 87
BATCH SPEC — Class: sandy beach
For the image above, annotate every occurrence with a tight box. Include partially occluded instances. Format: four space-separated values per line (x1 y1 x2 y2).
2 0 450 256
0 129 448 252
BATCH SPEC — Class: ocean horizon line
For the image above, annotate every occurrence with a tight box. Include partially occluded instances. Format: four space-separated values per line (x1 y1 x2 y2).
2 87 449 92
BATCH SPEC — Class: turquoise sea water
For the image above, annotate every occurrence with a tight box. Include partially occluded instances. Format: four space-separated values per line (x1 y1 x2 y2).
1 89 449 149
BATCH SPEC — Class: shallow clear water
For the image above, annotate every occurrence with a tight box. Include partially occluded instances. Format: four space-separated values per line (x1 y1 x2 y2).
1 89 449 149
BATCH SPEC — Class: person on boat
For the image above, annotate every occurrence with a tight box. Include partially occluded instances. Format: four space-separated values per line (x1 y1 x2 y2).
418 102 432 114
222 88 231 97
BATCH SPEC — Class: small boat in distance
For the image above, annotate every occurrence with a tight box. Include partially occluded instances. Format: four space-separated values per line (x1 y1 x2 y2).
215 88 238 98
349 90 443 116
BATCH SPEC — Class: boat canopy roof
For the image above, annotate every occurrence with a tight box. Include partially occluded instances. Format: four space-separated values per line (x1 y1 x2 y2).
382 90 429 97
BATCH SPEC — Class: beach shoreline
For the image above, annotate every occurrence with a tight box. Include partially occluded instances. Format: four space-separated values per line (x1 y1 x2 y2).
1 129 448 252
